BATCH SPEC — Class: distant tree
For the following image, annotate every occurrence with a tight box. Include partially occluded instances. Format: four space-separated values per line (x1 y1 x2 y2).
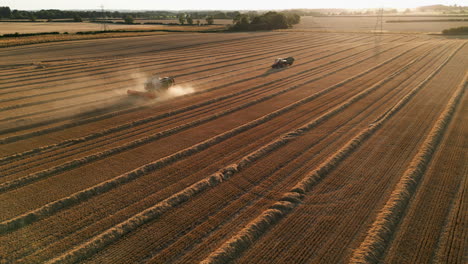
230 11 299 31
186 15 193 25
227 11 241 19
213 12 227 19
286 13 300 26
196 19 200 26
73 14 83 22
232 14 250 30
0 6 12 18
178 14 186 25
442 26 468 35
250 12 289 30
205 16 214 25
28 13 36 22
123 15 134 24
11 9 19 19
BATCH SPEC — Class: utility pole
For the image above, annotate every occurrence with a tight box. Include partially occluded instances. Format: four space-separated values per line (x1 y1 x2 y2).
100 4 108 31
373 7 384 55
374 7 384 34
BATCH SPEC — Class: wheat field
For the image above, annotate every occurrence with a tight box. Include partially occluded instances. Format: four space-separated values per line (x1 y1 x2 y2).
0 31 466 263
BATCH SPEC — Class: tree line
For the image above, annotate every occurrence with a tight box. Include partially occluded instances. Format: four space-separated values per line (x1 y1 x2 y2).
0 7 241 21
0 7 302 31
230 11 300 31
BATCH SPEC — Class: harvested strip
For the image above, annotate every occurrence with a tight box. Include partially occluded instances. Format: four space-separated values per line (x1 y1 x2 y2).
200 43 464 264
0 43 425 236
434 167 467 264
0 38 374 144
0 38 372 158
349 70 467 264
0 40 413 191
42 44 430 264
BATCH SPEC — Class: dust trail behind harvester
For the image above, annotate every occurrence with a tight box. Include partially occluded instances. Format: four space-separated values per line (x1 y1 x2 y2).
158 85 195 100
0 70 196 136
69 70 196 118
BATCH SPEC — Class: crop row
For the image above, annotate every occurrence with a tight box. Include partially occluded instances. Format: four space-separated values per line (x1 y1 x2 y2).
138 42 458 264
0 43 417 235
0 39 423 198
0 33 348 95
350 69 467 263
0 38 406 177
0 34 335 115
4 41 439 262
200 43 463 264
40 43 440 263
0 35 372 141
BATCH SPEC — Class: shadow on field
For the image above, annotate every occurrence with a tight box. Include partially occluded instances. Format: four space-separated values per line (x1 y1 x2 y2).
71 96 141 120
261 67 287 77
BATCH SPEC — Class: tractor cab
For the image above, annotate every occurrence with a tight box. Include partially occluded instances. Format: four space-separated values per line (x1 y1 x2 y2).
144 76 175 92
127 76 175 99
271 57 295 69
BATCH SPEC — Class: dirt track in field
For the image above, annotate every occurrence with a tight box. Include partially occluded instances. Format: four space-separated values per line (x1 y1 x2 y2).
0 31 466 263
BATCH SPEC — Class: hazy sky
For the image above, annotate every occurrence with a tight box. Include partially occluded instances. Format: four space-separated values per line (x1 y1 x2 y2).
2 0 466 10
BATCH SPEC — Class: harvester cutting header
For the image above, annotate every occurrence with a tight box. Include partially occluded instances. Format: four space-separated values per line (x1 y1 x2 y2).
127 76 175 99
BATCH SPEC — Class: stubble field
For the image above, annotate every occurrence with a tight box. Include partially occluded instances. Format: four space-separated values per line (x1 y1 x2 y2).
0 31 466 263
0 20 231 34
295 16 468 33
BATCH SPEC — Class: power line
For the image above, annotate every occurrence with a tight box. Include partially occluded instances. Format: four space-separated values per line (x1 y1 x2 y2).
100 4 108 31
374 7 384 34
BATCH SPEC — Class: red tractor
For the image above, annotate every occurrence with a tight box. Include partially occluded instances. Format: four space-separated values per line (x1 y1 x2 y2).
271 57 295 69
127 76 175 99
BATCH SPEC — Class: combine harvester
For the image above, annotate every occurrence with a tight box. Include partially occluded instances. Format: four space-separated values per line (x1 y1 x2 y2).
271 57 295 69
127 76 175 99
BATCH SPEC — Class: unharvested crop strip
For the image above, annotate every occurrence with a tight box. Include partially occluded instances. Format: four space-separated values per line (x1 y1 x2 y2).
39 47 434 263
200 44 464 264
350 70 467 264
